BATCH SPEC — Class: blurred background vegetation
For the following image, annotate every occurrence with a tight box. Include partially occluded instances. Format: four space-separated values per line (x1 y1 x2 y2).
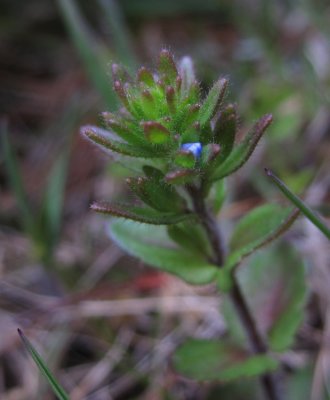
0 0 329 399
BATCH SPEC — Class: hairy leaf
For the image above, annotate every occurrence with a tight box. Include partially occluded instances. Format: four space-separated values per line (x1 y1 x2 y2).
211 114 273 180
126 176 187 212
158 49 178 85
100 112 147 147
174 149 196 168
109 221 218 285
199 78 228 127
173 338 278 382
82 126 162 158
137 67 155 87
141 121 171 144
223 204 299 272
167 221 212 258
213 104 237 161
91 202 192 225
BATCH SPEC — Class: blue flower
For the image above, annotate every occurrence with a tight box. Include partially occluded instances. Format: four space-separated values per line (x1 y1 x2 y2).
180 142 202 158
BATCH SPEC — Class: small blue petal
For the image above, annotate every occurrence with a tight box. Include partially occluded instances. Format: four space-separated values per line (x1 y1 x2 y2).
181 142 202 158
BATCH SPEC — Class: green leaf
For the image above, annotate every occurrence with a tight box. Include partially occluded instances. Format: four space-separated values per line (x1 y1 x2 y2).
18 329 69 400
167 220 212 258
200 143 221 171
126 176 187 212
137 67 155 87
165 168 197 185
223 204 299 272
109 221 218 284
174 149 196 168
165 86 177 114
140 89 157 119
81 125 162 158
181 104 201 131
211 114 273 180
158 49 178 85
223 245 307 352
199 78 228 127
91 202 192 225
100 112 147 147
212 179 227 214
265 169 330 240
141 121 171 144
213 104 237 160
173 339 278 382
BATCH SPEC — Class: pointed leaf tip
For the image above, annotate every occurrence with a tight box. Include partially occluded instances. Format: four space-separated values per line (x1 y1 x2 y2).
199 78 228 127
137 67 155 86
82 125 157 158
112 63 131 83
158 49 178 84
210 113 273 180
142 121 171 144
18 328 69 400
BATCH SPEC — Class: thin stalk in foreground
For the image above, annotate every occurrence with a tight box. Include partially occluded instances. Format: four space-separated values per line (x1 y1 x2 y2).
18 329 69 400
189 185 282 400
265 168 330 240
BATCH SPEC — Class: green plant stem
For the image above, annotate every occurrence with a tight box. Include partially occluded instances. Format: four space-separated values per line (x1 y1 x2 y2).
188 184 282 400
265 168 330 240
230 281 281 400
187 185 225 265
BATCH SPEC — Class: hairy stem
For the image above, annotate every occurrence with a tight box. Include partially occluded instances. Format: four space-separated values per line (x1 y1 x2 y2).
188 184 282 400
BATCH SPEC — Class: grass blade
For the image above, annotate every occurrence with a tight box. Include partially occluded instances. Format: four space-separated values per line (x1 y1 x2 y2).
56 0 117 108
18 329 69 400
0 121 35 236
265 168 330 239
97 0 138 69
